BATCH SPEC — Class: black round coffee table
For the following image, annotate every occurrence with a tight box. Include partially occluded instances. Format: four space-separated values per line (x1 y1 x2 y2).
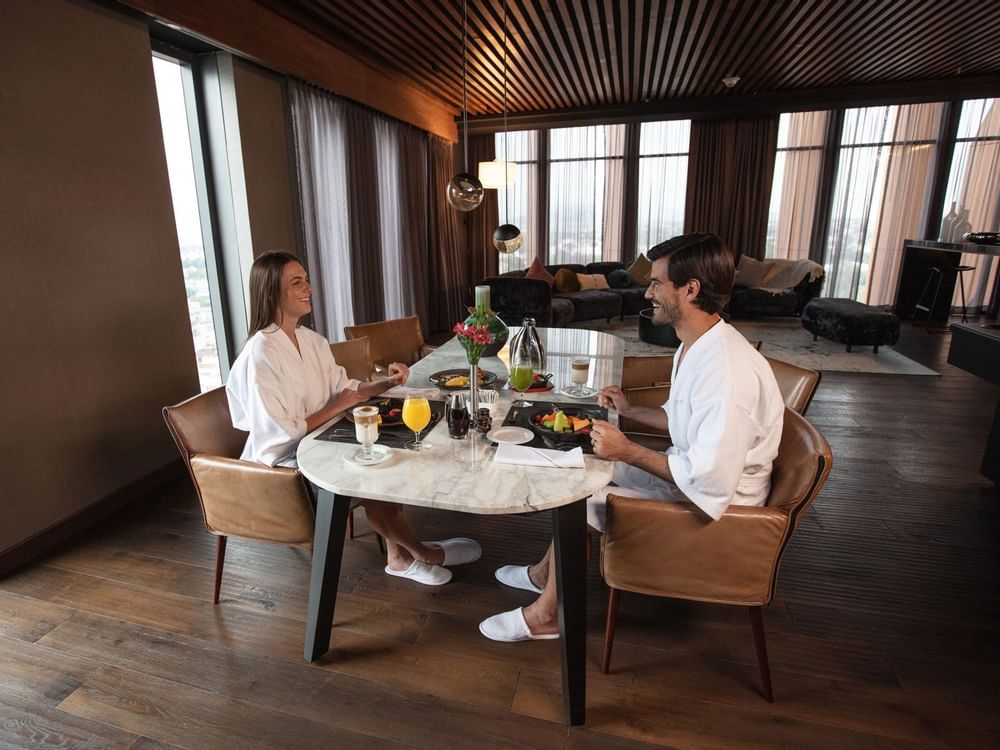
638 308 680 347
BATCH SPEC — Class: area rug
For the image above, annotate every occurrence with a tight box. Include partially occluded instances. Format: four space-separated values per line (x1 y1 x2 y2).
572 317 939 376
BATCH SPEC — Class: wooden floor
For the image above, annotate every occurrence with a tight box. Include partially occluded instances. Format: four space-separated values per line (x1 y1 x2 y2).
2 319 999 749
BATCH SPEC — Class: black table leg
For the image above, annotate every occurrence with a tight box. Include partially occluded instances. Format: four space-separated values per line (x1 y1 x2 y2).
304 489 351 662
552 499 587 726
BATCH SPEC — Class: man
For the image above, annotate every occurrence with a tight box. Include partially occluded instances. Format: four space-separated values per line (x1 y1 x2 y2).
479 232 784 642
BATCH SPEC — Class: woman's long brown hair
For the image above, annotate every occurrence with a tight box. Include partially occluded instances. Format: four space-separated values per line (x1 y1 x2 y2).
246 250 302 340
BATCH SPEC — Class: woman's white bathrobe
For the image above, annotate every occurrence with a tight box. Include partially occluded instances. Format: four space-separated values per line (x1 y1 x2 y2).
226 325 359 467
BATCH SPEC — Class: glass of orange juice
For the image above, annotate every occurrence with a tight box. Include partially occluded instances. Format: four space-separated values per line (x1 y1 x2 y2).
402 393 433 451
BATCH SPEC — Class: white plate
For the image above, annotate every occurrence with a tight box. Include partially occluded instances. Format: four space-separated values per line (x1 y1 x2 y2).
487 426 534 445
558 386 597 399
344 444 392 466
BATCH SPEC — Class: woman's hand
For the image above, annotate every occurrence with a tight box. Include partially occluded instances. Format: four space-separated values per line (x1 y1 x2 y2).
387 362 410 386
598 385 630 414
332 388 369 414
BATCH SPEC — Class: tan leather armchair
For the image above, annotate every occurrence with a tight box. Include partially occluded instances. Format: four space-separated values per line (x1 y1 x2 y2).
600 407 833 701
765 356 821 415
621 355 673 390
344 315 434 370
330 336 375 381
163 387 315 604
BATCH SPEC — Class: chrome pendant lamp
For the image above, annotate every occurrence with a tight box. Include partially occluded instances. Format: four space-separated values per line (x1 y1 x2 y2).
492 0 522 253
446 0 484 211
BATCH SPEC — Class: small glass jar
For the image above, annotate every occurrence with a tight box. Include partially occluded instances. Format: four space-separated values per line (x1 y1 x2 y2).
475 407 493 434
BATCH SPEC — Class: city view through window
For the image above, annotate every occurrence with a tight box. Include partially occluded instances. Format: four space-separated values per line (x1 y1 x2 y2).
152 55 223 391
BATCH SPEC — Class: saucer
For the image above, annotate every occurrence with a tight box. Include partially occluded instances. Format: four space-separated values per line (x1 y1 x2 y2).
344 444 392 466
558 386 597 399
487 426 534 445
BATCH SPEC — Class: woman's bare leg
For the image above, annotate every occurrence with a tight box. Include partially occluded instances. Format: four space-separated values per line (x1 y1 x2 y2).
360 501 446 569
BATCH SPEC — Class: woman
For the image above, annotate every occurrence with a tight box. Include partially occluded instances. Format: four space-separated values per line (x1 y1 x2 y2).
226 250 479 586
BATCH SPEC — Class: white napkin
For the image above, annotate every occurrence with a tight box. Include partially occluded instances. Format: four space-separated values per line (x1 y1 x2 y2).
493 444 585 469
381 385 442 399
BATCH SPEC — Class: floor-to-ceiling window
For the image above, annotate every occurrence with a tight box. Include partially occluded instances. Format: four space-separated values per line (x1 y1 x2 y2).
548 124 626 265
152 53 225 391
765 111 829 260
636 120 690 256
496 130 538 274
941 98 1000 311
824 102 943 304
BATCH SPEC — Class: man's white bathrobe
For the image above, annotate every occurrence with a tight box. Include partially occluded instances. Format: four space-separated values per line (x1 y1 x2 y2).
589 320 784 529
227 324 359 467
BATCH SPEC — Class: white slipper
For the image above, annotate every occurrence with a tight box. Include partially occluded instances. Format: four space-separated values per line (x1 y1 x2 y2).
425 537 482 566
479 607 559 642
385 560 452 586
495 565 543 594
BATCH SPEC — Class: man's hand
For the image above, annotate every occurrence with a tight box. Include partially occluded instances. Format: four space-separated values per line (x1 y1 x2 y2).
589 419 635 461
598 385 630 413
386 362 410 386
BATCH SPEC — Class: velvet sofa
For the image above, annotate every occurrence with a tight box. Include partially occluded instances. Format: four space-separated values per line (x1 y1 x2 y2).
484 261 648 326
728 257 825 318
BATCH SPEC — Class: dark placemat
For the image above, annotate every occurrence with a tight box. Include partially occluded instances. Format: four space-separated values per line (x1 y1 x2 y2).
316 399 445 449
499 401 608 454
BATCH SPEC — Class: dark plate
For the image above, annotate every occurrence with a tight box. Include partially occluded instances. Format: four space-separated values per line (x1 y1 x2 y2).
429 368 498 389
528 406 602 443
526 372 554 392
344 398 404 426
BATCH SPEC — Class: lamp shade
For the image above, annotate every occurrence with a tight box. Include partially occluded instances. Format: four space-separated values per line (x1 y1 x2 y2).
478 159 518 189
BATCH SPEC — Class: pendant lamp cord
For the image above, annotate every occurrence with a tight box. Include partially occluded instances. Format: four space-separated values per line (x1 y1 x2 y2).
502 0 511 218
462 0 469 172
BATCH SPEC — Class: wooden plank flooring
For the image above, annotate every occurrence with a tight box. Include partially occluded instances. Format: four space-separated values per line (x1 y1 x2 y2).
2 319 999 749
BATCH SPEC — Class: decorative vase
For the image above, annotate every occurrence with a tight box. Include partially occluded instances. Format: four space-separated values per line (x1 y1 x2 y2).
467 360 479 414
465 285 508 357
508 317 545 371
954 208 972 243
940 201 958 242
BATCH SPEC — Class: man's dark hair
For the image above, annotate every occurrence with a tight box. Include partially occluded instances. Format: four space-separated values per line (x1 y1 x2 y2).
647 232 735 314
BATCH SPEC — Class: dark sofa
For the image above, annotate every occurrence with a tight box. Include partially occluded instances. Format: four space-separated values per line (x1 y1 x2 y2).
484 261 647 326
728 258 825 318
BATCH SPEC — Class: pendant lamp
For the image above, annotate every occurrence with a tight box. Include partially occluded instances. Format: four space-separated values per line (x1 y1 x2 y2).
446 0 484 211
491 0 522 253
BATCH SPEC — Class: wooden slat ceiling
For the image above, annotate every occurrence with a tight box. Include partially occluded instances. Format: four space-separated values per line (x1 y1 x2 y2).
256 0 1000 118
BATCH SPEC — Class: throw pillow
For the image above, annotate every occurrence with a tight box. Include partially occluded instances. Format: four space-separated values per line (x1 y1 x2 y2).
524 257 555 287
554 268 580 292
734 255 771 288
627 253 651 286
576 273 610 291
607 268 632 288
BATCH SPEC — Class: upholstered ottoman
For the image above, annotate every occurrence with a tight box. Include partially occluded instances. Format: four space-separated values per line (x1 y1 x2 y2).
801 298 900 353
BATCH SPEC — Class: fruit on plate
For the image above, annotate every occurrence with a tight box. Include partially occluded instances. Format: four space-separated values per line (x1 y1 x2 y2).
537 409 591 433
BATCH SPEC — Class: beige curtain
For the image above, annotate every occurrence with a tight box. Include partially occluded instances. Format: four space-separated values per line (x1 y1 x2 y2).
953 100 1000 311
770 111 828 261
601 124 627 261
865 103 943 305
685 115 780 264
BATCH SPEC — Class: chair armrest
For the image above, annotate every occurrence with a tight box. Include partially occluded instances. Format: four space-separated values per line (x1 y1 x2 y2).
190 455 315 546
419 343 438 358
601 496 790 606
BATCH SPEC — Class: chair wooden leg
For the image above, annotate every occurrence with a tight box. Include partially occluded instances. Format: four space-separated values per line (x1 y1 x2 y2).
347 508 355 539
748 606 774 702
213 535 227 604
602 587 620 674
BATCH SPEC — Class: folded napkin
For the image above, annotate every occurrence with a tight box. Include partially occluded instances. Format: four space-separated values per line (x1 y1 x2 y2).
381 385 442 399
493 444 585 469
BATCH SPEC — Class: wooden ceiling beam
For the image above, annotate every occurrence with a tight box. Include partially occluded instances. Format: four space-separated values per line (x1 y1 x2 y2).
117 0 458 141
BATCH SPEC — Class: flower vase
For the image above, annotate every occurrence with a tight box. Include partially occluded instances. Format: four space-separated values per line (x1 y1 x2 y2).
466 285 508 357
468 361 479 414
